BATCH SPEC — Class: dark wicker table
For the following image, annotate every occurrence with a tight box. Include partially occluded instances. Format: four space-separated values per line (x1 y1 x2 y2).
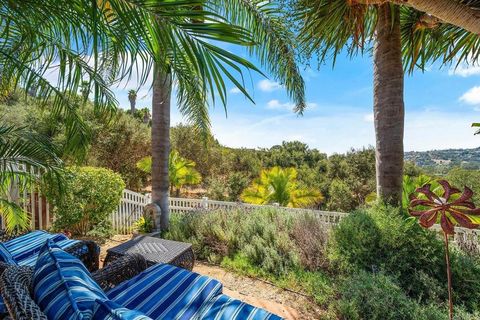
103 236 194 270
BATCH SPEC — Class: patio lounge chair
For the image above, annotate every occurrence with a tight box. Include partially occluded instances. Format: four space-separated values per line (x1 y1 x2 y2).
0 230 99 272
0 241 283 320
0 230 100 315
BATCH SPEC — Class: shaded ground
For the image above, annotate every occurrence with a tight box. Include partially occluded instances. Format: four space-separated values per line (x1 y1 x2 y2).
100 235 324 320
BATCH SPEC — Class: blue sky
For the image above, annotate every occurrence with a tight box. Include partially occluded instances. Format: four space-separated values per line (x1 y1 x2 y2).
110 47 480 155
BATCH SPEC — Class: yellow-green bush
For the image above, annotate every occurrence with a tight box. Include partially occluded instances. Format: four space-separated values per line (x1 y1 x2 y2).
44 166 124 238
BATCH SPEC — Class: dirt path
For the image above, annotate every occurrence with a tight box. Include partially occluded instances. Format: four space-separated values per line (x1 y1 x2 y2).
100 235 324 319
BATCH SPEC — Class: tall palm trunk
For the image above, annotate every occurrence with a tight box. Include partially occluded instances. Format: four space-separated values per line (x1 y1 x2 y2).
373 4 404 206
151 64 172 231
129 98 136 113
403 0 480 35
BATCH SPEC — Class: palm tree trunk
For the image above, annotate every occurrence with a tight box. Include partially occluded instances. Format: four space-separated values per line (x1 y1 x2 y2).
373 4 404 206
151 64 172 231
130 99 136 114
403 0 480 35
355 0 480 35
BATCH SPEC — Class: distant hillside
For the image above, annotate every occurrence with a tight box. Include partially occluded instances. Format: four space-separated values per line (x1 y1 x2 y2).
405 147 480 169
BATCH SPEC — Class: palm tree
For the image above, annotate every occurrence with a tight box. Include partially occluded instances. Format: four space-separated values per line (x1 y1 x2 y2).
141 1 306 230
241 167 323 208
293 0 480 206
0 124 63 231
137 151 202 197
128 90 137 114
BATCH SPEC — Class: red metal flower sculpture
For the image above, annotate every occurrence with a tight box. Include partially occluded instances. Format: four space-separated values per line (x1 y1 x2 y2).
409 180 480 320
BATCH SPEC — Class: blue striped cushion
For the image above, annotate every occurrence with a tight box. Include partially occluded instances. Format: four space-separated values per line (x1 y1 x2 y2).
92 299 153 320
0 232 78 315
198 294 283 320
107 264 223 320
16 238 86 267
32 239 107 319
0 242 16 265
4 230 68 263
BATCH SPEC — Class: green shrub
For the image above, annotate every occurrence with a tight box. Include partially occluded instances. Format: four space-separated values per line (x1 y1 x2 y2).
329 204 480 311
329 205 446 302
133 215 154 234
44 166 125 238
165 208 299 276
450 250 480 312
290 213 329 271
336 271 417 320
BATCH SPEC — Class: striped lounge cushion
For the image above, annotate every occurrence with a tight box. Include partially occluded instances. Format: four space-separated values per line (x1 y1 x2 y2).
4 230 68 264
106 264 223 320
92 299 153 320
0 231 83 314
197 294 283 320
0 242 16 265
32 239 107 319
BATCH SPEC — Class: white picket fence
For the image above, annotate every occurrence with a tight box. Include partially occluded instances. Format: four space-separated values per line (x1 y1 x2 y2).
8 182 480 242
111 190 480 243
111 190 347 234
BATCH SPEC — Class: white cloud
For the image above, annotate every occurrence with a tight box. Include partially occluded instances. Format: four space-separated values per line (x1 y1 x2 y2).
449 64 480 77
266 99 294 110
229 87 241 94
363 113 374 122
267 100 318 111
460 86 480 105
258 79 282 92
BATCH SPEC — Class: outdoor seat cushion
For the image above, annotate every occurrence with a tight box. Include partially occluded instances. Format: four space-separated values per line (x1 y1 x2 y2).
0 242 16 265
4 230 66 263
197 294 283 320
4 230 85 267
106 263 223 320
32 239 107 320
92 299 153 320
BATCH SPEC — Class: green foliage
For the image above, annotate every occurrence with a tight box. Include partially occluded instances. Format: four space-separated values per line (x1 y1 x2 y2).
206 177 227 201
165 208 335 309
446 168 480 206
329 205 447 302
44 166 124 237
134 216 154 234
137 151 202 196
165 208 300 276
261 141 326 169
165 205 480 317
0 98 151 191
336 271 418 320
450 250 480 312
0 124 63 231
226 172 250 201
335 271 480 320
330 204 480 312
241 166 323 208
87 110 151 190
326 179 354 211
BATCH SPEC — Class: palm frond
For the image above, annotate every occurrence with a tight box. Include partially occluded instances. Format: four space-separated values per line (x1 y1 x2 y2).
209 0 306 112
0 124 63 231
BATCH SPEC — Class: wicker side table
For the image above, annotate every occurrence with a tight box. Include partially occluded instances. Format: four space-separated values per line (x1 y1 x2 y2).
104 236 194 270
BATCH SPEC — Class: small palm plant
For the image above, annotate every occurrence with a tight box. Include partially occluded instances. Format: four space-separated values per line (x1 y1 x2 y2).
137 151 201 196
241 166 322 208
409 180 480 320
